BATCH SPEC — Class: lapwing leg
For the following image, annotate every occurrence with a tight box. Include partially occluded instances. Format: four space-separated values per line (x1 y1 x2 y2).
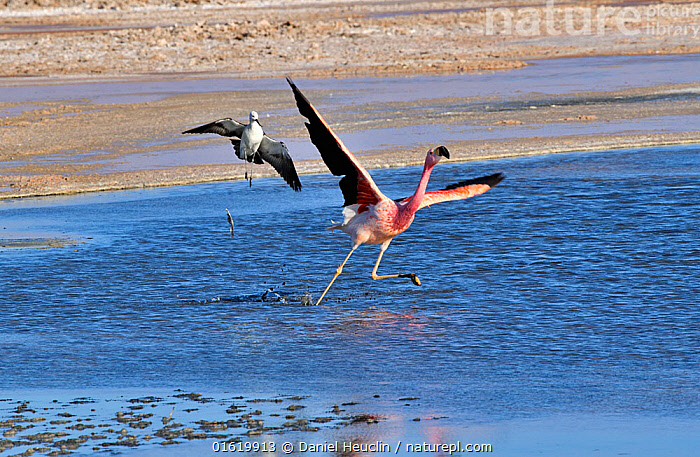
370 240 421 286
316 245 358 306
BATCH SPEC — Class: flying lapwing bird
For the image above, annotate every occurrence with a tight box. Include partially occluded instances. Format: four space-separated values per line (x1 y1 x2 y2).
286 77 504 305
183 111 302 191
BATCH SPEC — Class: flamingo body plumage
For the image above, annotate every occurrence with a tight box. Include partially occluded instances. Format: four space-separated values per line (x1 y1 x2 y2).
333 200 404 246
286 77 504 305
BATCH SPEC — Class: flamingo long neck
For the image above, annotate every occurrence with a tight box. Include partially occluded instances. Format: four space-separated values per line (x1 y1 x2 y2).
404 159 436 215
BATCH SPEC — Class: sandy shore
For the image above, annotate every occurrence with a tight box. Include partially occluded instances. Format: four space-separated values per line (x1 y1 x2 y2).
1 0 700 198
3 0 700 78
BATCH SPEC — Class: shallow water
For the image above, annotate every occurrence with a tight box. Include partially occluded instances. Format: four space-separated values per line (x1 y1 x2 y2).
3 54 699 179
1 144 699 455
3 54 699 105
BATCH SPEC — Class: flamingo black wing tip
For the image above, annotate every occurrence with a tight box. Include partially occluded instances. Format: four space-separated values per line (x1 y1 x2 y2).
286 76 302 96
489 172 506 188
444 172 505 191
286 77 315 117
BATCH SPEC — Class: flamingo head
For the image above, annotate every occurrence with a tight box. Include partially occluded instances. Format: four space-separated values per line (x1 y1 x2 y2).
426 145 450 166
249 111 260 124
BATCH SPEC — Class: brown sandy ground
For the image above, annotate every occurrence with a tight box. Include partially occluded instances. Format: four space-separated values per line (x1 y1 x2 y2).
2 0 700 78
1 0 700 198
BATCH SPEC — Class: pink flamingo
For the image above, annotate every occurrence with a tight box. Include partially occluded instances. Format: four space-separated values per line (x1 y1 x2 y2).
287 78 504 305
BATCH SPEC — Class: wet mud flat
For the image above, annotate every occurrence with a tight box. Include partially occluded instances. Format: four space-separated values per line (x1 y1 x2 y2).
0 391 389 455
2 54 700 199
3 0 700 200
0 237 81 249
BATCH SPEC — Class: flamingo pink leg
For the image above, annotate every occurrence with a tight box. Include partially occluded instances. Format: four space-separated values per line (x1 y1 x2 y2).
287 78 503 302
316 245 358 306
370 241 421 286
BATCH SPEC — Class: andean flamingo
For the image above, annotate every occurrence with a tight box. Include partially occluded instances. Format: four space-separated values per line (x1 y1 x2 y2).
287 78 504 305
183 111 302 191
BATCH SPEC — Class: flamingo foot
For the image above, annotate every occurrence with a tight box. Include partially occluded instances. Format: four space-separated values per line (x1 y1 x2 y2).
397 273 421 286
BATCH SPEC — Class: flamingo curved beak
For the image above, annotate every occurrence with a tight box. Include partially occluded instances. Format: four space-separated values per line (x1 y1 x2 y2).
434 145 450 159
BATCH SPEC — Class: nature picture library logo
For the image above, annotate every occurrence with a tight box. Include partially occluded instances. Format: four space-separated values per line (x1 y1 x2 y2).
481 1 700 38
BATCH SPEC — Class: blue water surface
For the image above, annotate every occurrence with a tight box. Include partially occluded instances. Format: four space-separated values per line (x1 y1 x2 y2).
1 145 699 455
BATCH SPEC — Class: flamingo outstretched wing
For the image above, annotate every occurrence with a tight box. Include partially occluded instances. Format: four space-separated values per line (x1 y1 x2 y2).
398 172 504 210
287 77 387 207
